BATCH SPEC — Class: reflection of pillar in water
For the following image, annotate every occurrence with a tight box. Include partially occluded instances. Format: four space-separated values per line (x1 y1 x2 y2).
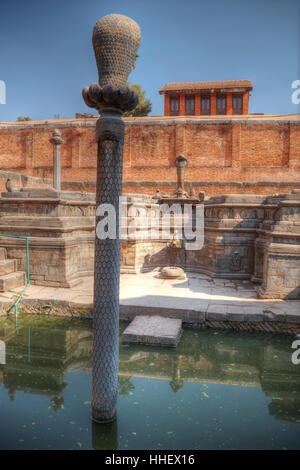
92 419 118 450
8 388 16 401
27 327 31 363
170 355 184 392
51 395 65 412
0 340 5 365
118 375 134 395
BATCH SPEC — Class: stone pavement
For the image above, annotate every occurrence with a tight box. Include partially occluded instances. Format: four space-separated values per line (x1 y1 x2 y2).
122 315 182 347
0 270 299 327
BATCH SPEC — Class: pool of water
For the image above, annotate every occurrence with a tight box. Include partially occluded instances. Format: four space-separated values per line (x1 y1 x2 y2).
0 314 299 450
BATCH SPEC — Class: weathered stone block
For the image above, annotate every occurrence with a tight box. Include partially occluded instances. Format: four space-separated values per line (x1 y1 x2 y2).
0 271 26 292
122 315 182 347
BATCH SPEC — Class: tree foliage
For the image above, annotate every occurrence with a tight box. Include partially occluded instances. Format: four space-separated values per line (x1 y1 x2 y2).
123 83 152 117
17 116 31 121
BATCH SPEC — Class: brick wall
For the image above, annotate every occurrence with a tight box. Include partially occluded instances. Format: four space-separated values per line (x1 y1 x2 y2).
0 115 299 196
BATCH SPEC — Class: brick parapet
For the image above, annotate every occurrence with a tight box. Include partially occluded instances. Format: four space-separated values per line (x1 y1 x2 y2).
0 116 299 196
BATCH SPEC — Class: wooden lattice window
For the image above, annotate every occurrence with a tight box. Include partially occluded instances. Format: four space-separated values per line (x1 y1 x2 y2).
201 95 210 115
216 94 226 115
185 95 195 115
170 96 179 116
232 94 243 114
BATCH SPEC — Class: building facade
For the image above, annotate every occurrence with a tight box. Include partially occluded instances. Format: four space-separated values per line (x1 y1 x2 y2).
159 80 253 117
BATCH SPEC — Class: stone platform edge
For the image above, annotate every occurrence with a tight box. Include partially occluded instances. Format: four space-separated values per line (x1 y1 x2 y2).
0 298 299 335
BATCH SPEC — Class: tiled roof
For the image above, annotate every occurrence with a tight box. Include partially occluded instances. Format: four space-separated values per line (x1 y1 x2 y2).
159 80 253 94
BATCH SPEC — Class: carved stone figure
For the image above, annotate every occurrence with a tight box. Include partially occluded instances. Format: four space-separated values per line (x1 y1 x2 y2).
5 178 14 192
229 251 242 271
198 191 205 202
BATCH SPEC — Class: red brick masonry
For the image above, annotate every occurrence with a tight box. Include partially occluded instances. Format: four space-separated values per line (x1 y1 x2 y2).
0 114 299 196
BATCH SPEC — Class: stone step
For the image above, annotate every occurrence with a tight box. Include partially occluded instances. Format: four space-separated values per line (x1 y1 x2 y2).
0 271 26 292
0 248 7 261
122 315 182 347
0 259 17 276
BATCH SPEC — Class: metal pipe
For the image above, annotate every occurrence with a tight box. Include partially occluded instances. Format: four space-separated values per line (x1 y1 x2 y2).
0 234 30 317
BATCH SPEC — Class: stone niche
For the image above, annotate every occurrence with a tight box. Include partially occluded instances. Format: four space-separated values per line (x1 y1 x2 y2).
0 188 96 287
255 189 300 300
120 194 200 273
131 193 270 281
120 194 178 273
186 194 269 279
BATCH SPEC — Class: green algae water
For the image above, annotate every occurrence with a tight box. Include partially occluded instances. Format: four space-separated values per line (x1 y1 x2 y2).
0 315 299 450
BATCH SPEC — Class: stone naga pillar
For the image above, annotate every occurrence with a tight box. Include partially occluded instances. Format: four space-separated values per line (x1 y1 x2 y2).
49 129 64 190
82 14 140 423
175 154 188 197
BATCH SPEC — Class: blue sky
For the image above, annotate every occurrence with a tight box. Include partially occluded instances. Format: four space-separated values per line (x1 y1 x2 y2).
0 0 299 121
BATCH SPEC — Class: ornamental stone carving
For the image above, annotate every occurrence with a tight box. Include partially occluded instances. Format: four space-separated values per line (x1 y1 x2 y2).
229 251 242 272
